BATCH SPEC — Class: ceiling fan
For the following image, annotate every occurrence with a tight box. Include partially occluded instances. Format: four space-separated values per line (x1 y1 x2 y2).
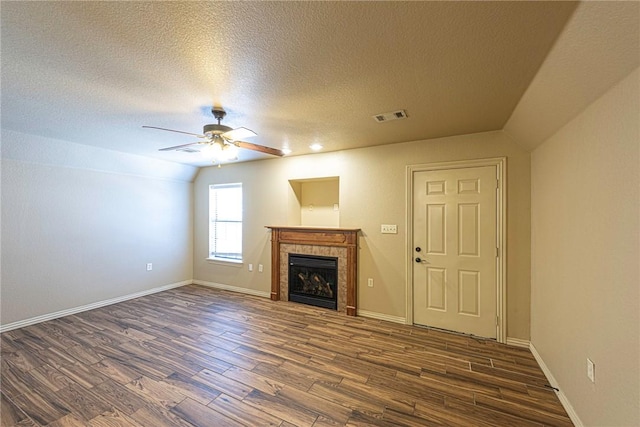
143 107 285 162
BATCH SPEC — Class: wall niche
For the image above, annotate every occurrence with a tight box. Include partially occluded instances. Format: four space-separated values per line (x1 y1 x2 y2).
288 177 339 227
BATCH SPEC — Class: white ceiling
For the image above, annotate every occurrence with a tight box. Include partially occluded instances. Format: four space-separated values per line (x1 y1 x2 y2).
1 2 638 167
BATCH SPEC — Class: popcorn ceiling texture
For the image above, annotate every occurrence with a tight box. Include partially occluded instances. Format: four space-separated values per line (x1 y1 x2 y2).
1 1 584 167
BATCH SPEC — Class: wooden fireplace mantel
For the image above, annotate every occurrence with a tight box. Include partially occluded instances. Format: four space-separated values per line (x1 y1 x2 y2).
266 226 360 316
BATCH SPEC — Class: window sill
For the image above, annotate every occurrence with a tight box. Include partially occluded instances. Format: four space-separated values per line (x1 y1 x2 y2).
205 257 243 267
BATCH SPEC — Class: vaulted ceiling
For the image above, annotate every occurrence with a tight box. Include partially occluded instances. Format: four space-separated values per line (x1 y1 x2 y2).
2 2 638 167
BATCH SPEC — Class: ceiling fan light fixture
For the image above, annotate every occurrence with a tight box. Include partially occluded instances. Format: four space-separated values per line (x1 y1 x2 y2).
200 141 220 157
310 143 323 151
221 143 239 160
201 140 241 165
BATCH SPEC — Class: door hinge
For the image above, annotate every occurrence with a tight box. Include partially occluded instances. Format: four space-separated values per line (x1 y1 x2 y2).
496 247 499 257
496 316 500 326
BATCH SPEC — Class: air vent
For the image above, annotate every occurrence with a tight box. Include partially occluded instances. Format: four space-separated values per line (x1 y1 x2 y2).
373 109 408 123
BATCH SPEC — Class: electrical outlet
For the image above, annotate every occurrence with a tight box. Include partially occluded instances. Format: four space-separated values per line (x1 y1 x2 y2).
146 263 153 271
248 264 253 272
258 264 263 273
381 224 397 234
367 278 374 287
587 358 595 383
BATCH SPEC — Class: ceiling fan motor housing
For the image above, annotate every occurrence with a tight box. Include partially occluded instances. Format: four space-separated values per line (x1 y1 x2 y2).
203 123 232 137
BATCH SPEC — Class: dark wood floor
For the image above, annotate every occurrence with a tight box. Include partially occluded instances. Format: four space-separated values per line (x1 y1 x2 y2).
1 285 572 427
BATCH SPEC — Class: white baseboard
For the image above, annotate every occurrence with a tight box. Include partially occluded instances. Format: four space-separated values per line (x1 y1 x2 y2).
506 337 530 348
357 309 406 324
0 280 191 333
529 342 584 427
192 280 271 299
194 282 405 324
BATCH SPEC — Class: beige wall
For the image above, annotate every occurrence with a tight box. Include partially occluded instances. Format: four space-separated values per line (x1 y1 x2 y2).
531 68 639 425
1 131 195 326
194 130 531 340
299 179 340 227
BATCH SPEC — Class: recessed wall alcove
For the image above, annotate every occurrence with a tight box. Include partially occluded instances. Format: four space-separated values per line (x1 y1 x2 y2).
288 177 339 227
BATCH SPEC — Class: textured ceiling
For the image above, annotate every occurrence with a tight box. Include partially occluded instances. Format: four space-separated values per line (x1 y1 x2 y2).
505 1 640 150
1 1 630 167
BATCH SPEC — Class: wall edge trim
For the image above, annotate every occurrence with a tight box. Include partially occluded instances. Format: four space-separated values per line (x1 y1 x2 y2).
193 280 271 298
529 342 584 427
357 309 406 324
0 280 191 333
506 337 530 348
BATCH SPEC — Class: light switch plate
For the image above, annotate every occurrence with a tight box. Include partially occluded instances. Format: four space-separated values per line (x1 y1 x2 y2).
381 224 397 234
587 358 595 383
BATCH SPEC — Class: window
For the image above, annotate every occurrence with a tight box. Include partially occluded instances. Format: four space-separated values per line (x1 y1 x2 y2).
209 183 242 262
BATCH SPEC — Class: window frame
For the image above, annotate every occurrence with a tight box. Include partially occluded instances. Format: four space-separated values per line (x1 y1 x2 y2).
207 183 243 264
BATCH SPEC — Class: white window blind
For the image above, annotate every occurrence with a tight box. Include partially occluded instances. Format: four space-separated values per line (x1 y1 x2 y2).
209 183 242 261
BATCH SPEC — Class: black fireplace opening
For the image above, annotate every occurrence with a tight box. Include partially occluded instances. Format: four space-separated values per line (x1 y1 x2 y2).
288 254 338 310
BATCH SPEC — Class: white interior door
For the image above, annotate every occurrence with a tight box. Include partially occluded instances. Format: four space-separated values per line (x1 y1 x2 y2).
412 166 497 338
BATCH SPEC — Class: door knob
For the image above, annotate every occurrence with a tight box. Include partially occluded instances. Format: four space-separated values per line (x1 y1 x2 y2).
415 247 421 252
415 257 422 263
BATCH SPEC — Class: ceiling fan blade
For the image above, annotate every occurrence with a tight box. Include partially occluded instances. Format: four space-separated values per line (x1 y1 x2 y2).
158 142 202 152
222 127 257 142
235 141 285 157
143 126 205 138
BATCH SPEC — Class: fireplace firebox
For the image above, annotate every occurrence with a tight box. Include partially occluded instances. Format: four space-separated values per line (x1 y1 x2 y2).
288 254 338 310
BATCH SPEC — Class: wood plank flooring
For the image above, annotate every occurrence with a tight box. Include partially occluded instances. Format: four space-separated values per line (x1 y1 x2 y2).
1 285 573 426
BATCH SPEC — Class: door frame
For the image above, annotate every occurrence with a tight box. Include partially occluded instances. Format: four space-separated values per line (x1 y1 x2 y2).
405 157 507 343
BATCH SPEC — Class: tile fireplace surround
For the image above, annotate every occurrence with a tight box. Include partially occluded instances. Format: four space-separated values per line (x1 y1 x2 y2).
266 226 360 316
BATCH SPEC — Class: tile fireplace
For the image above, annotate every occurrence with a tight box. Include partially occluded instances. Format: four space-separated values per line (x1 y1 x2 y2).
266 226 360 315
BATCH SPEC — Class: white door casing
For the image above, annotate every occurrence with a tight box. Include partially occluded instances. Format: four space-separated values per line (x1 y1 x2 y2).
406 158 506 342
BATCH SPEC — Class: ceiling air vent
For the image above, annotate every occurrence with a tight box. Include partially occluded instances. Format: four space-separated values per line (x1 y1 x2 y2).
373 109 408 123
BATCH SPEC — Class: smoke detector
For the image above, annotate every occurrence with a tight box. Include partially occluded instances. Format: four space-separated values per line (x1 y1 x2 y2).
373 109 408 123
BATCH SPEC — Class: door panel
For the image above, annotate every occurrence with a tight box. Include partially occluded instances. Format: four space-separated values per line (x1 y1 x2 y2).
458 270 480 316
427 267 447 310
427 204 446 254
413 166 497 338
458 203 479 256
